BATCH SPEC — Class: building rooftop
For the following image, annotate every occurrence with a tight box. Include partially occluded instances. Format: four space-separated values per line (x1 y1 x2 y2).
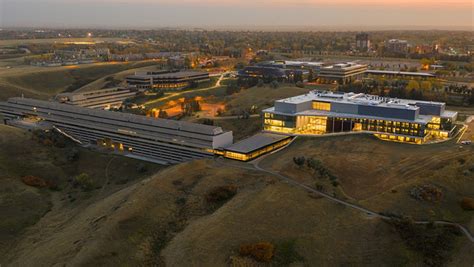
366 70 435 77
5 97 224 136
129 71 208 80
277 91 445 109
321 62 367 71
224 133 291 154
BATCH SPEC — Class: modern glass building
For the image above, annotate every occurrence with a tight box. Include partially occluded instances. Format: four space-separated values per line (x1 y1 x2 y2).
263 91 458 144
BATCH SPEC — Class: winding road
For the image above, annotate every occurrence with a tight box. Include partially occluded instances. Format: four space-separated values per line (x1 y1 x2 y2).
143 73 228 106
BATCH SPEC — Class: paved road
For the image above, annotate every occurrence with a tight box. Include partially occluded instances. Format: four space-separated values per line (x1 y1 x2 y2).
143 73 228 106
214 139 474 243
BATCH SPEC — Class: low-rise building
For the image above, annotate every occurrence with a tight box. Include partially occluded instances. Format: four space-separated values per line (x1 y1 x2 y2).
262 91 458 144
126 70 210 90
56 88 138 109
0 98 233 164
318 63 368 84
239 61 367 84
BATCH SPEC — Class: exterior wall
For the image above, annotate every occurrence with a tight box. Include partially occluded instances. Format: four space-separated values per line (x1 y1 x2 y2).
330 102 359 114
415 102 445 116
357 105 419 121
212 131 234 149
274 101 312 114
0 98 232 164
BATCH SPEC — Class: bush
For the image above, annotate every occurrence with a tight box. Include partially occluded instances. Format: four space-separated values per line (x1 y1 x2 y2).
460 197 474 210
205 185 237 204
239 242 274 262
273 240 304 265
409 184 443 202
257 79 265 87
293 156 306 166
21 175 48 188
66 148 79 162
73 173 95 191
295 81 305 88
389 217 460 266
270 80 279 89
136 163 148 173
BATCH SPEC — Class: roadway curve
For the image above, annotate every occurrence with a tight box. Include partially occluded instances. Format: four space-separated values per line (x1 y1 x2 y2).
143 73 228 106
214 140 474 243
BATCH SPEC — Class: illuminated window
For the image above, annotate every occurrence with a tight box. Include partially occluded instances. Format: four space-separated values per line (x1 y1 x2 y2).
312 101 331 111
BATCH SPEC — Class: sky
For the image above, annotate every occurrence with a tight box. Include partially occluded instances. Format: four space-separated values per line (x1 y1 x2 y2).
0 0 472 30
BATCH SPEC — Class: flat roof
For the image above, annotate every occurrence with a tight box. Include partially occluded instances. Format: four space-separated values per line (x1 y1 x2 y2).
128 71 208 80
5 97 224 136
366 70 436 77
276 91 446 111
224 133 291 154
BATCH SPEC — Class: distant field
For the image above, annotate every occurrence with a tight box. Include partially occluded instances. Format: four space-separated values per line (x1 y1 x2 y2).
0 38 126 46
0 61 159 100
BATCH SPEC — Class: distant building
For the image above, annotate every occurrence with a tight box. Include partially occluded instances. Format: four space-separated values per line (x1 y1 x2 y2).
238 61 367 84
262 91 458 144
126 70 210 90
356 33 371 52
55 88 137 110
318 62 368 84
365 70 436 79
238 65 308 83
385 39 409 54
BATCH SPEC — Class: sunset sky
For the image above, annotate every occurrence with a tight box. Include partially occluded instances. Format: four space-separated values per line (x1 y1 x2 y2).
1 0 472 29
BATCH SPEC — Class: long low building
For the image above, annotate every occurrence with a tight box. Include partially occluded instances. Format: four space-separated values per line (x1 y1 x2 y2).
56 88 138 109
238 61 367 84
365 70 436 79
0 98 233 164
263 91 458 144
126 70 210 90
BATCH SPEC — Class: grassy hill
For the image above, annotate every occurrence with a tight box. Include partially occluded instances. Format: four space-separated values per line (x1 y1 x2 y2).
0 125 472 266
0 125 163 261
0 61 159 101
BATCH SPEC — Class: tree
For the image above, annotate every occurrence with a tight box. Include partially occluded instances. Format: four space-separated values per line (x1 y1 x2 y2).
420 81 433 91
158 109 168 119
406 80 420 91
295 81 305 88
270 80 279 89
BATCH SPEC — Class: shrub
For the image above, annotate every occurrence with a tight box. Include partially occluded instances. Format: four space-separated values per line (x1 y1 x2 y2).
239 242 274 262
295 81 305 88
270 80 279 89
293 156 306 166
73 173 95 191
21 175 48 188
136 163 148 173
273 240 304 265
66 148 79 162
389 217 460 266
205 185 237 204
460 197 474 210
409 184 443 202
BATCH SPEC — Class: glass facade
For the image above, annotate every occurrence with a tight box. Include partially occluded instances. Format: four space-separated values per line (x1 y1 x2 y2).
263 112 432 144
